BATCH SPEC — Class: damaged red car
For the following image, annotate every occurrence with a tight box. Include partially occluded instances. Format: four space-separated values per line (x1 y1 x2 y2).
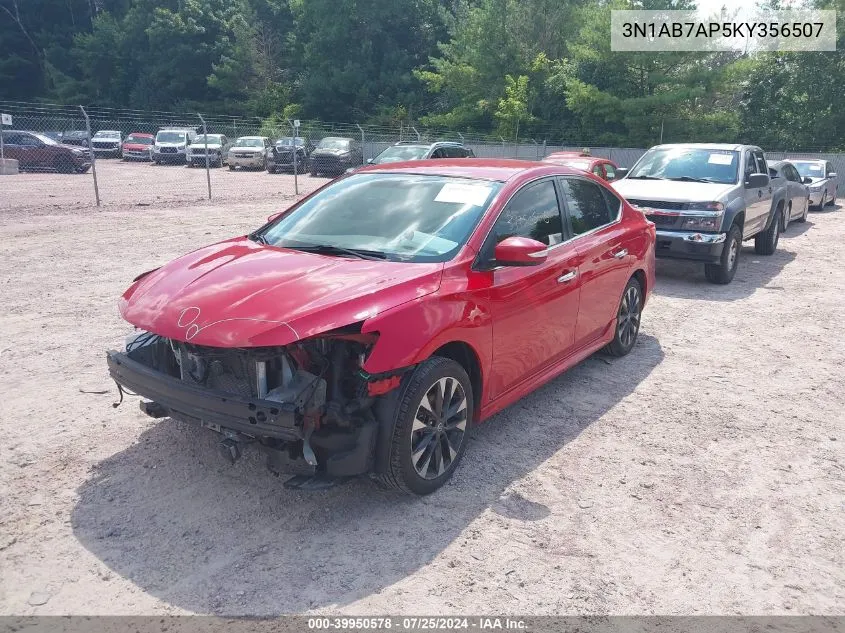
107 159 655 494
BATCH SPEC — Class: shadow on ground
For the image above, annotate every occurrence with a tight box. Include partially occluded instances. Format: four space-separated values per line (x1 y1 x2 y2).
654 243 797 301
73 335 664 615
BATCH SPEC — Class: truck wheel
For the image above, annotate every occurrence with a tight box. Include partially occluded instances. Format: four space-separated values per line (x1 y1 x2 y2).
603 277 642 357
228 164 235 171
783 203 791 231
796 201 808 223
704 224 741 284
374 357 472 495
826 189 836 206
754 206 781 255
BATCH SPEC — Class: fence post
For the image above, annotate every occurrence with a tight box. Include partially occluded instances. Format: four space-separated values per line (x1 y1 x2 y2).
531 138 539 160
457 132 464 143
500 136 506 158
79 105 100 207
542 139 547 158
287 118 299 196
411 126 421 141
196 114 211 200
356 123 365 165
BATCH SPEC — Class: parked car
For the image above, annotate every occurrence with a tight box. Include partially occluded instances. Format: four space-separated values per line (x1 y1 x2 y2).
612 143 784 284
153 128 197 165
107 159 655 494
227 136 273 170
267 136 314 173
60 131 90 148
790 159 838 209
91 130 123 158
345 141 474 174
0 130 91 173
310 137 362 176
543 152 620 182
768 160 810 228
188 134 231 168
122 133 155 161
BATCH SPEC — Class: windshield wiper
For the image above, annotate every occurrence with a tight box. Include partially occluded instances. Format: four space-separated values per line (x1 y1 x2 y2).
668 176 714 183
287 244 389 260
248 232 270 245
627 175 666 180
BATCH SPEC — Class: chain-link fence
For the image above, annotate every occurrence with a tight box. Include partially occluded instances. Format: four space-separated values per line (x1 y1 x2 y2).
0 101 842 211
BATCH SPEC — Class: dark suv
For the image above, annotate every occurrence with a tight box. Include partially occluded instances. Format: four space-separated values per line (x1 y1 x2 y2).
1 130 92 173
267 136 315 174
309 137 363 176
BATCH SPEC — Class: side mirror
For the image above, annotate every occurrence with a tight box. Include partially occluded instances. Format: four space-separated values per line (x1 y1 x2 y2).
802 176 813 185
829 172 837 178
614 167 629 178
366 158 374 164
745 173 769 188
493 236 548 267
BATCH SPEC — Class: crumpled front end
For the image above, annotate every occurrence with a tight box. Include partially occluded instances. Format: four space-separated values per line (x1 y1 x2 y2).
108 326 401 488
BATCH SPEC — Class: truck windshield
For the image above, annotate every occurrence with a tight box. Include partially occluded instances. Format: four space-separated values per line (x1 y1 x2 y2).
126 135 152 145
318 138 351 150
257 173 502 263
157 132 187 143
236 138 265 148
628 148 739 184
193 135 223 144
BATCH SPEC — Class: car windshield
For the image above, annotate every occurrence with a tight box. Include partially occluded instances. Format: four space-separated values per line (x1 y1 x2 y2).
628 148 739 184
193 135 223 144
126 135 153 145
550 159 592 170
236 138 264 148
318 138 351 150
277 137 305 146
157 132 186 143
373 145 430 164
257 174 502 263
94 131 121 139
792 161 825 178
32 133 59 145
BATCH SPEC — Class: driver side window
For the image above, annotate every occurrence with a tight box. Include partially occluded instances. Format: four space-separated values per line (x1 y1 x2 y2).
491 180 563 246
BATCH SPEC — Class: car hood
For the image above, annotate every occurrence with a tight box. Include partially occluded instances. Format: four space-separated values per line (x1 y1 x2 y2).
190 143 223 149
612 179 736 202
230 146 263 152
120 237 444 348
805 176 827 183
313 148 350 156
123 143 151 149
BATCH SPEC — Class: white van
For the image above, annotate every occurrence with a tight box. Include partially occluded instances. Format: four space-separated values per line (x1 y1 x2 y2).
153 128 198 164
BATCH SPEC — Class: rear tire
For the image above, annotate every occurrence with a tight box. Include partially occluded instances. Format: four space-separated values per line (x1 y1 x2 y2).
796 200 808 223
783 203 791 231
228 164 235 171
754 207 781 255
374 357 472 495
604 277 643 357
826 189 836 206
705 224 741 284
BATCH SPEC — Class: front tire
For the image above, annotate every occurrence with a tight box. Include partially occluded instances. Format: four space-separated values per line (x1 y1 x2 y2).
825 189 836 206
797 199 808 223
375 357 472 495
754 207 781 255
604 277 643 357
705 224 741 284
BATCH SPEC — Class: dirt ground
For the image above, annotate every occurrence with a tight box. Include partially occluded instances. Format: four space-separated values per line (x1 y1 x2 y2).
0 171 842 616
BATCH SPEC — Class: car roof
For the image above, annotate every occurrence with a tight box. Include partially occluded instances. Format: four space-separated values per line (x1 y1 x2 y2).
95 130 121 133
650 143 753 152
392 141 464 148
790 158 824 164
235 136 266 140
354 158 582 182
127 132 154 137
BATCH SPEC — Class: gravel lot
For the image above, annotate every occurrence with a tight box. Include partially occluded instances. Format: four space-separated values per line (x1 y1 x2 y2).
0 168 842 616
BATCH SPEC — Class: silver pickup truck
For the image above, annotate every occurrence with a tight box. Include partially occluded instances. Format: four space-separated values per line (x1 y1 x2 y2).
612 144 784 284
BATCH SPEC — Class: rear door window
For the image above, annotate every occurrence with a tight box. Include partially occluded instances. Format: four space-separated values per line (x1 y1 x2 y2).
558 178 614 236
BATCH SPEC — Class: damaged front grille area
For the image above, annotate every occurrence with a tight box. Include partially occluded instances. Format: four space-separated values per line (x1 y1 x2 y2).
111 328 383 482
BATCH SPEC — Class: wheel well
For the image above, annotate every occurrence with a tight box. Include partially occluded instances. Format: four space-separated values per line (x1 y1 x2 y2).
732 210 745 232
631 269 647 300
433 341 482 421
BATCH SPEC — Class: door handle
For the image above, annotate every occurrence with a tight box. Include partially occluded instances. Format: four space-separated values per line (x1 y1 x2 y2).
612 248 628 259
557 271 577 283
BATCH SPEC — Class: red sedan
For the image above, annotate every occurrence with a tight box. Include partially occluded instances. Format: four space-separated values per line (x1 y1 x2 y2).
107 160 655 494
543 151 620 182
